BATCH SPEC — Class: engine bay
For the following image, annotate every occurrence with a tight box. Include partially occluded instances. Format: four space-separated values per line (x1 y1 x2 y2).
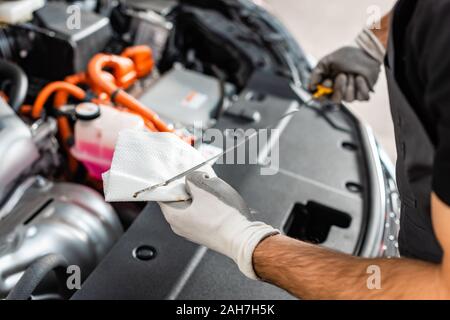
0 0 378 300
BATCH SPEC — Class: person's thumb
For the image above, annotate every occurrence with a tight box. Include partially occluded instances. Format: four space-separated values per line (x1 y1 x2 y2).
185 171 252 218
309 62 326 91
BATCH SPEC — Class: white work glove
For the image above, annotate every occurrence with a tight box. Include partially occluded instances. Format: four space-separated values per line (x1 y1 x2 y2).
310 28 386 103
158 171 279 280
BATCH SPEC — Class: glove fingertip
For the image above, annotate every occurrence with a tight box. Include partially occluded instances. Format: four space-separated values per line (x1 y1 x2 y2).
330 74 347 104
355 76 372 101
346 75 356 102
356 91 364 101
331 93 343 104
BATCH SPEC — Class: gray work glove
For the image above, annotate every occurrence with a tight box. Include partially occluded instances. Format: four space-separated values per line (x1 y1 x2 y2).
310 28 386 103
158 172 279 280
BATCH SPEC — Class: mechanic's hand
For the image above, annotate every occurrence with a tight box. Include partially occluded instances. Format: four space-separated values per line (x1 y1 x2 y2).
310 28 386 104
158 172 279 280
310 47 381 103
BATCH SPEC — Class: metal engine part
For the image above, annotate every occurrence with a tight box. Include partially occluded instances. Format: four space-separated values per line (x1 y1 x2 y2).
0 97 39 202
138 65 222 126
29 117 61 177
124 7 173 63
0 177 123 297
0 97 60 204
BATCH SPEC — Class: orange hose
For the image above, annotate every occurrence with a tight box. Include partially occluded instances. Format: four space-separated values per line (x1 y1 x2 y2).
32 81 87 175
32 81 86 119
121 45 154 78
54 73 87 107
57 115 78 174
19 104 32 116
96 54 137 89
54 72 112 106
87 53 173 133
121 107 157 131
53 75 88 150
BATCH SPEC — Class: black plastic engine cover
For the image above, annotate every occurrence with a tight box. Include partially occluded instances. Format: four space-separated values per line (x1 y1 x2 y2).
160 5 274 89
14 2 112 81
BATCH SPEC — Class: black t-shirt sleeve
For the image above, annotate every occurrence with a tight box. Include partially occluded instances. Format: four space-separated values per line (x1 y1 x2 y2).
412 0 450 205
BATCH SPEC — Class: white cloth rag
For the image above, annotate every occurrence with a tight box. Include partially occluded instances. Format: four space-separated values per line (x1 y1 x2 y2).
102 129 216 202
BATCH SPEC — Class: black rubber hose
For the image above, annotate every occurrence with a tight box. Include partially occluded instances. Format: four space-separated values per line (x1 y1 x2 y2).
6 254 69 300
0 59 28 112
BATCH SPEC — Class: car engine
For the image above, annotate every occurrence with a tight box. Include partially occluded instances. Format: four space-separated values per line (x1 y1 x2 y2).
0 0 313 299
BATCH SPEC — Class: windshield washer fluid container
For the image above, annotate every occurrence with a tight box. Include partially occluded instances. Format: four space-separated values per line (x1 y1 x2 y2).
71 103 145 179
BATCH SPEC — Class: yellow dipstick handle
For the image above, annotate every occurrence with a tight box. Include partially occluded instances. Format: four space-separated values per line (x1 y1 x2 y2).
313 84 334 99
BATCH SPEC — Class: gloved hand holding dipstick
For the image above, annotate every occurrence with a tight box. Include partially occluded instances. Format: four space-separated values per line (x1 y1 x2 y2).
309 28 386 103
103 129 278 280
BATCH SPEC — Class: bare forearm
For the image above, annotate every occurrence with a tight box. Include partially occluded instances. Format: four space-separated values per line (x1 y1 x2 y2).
253 235 449 300
371 12 392 49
